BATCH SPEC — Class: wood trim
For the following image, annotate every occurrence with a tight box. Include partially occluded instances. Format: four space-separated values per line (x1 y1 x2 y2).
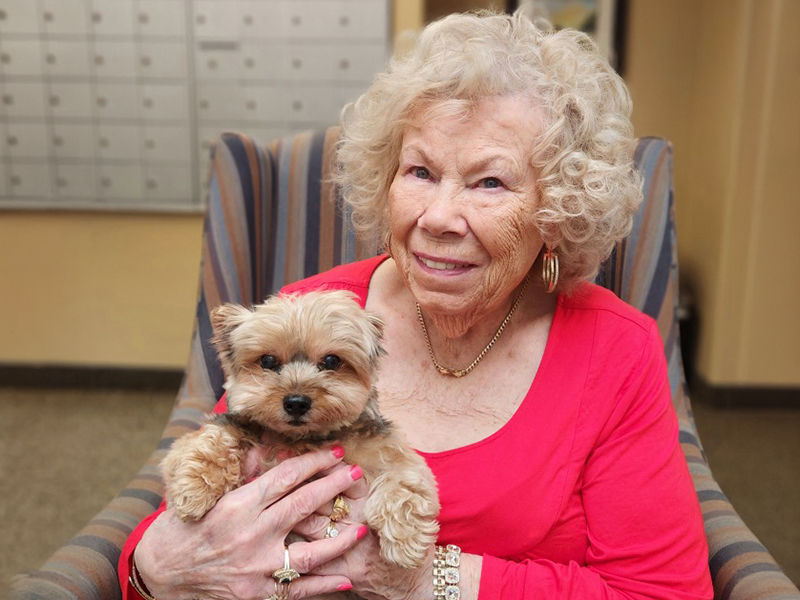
0 365 183 390
691 375 800 408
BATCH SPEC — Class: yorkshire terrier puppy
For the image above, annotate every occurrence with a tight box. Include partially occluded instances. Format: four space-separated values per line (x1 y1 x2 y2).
161 290 440 569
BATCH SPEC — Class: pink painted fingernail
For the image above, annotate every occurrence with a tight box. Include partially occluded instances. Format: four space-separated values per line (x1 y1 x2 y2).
356 525 369 540
331 445 345 459
349 465 363 480
337 582 354 592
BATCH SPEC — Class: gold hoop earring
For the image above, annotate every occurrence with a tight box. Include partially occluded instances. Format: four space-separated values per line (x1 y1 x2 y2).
542 247 559 293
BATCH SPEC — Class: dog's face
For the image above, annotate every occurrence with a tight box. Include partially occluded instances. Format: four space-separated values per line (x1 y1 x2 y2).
211 290 385 439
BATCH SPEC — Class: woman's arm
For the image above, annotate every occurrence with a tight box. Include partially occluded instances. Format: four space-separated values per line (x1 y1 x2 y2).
474 323 712 599
119 447 365 600
120 504 165 599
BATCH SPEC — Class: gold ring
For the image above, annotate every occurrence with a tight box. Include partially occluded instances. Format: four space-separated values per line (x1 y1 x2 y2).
329 494 350 522
271 547 300 585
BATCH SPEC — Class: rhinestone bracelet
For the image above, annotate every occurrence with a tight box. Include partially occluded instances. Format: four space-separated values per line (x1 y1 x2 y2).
433 544 461 599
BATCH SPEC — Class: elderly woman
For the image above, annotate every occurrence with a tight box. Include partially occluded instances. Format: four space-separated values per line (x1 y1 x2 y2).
120 10 712 600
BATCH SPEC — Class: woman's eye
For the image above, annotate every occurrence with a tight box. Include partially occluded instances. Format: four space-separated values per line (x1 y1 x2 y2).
318 354 342 371
260 354 281 371
412 166 430 180
478 177 503 189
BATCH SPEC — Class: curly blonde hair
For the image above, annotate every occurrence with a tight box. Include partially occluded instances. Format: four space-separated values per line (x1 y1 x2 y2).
335 10 642 290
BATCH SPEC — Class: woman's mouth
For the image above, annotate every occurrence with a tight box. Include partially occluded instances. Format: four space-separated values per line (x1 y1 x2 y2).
416 254 474 273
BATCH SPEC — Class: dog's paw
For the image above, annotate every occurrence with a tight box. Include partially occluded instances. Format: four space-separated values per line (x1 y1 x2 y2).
382 511 439 569
365 472 440 569
168 478 223 522
161 425 246 521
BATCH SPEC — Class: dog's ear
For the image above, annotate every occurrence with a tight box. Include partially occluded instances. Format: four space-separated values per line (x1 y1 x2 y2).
367 312 384 340
356 387 391 435
210 303 252 369
365 312 387 368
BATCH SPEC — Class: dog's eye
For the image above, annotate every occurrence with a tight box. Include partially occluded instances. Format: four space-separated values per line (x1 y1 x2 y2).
259 354 281 371
318 354 342 371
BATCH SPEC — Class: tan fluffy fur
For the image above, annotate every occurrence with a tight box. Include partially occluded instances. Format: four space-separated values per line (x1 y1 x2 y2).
161 290 440 569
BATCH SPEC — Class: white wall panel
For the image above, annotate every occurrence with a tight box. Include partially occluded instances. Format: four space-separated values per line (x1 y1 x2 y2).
2 82 47 118
193 1 245 39
90 0 136 36
143 124 192 162
48 83 94 119
55 163 97 198
41 0 91 36
0 1 42 36
136 1 187 37
0 161 8 196
8 163 54 197
0 0 389 211
98 163 144 199
96 124 142 160
141 84 190 120
5 123 50 159
92 40 138 78
52 123 96 159
95 82 141 119
44 40 93 78
144 164 193 200
1 40 45 77
138 41 188 79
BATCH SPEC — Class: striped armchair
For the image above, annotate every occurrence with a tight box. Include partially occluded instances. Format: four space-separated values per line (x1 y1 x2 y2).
10 130 798 600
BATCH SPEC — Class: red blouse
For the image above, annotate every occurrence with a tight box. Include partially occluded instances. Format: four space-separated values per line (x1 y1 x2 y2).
120 255 712 599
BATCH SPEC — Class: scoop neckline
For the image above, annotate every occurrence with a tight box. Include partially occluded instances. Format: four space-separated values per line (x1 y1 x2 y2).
360 255 563 459
414 297 562 459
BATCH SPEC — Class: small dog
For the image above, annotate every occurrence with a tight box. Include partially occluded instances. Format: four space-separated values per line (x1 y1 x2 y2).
161 290 440 569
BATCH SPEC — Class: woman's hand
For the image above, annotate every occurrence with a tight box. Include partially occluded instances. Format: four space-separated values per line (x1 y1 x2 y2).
315 532 434 600
294 471 434 600
134 446 365 600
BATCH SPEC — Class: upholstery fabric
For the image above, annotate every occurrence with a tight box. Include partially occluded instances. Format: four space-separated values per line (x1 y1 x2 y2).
10 131 798 600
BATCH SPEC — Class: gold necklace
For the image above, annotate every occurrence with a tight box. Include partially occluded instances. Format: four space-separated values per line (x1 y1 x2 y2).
415 277 529 378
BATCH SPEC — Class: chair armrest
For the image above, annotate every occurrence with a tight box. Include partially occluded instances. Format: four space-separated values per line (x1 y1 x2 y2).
676 387 800 599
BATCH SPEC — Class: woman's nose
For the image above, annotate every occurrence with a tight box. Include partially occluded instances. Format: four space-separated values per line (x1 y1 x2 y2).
416 185 468 237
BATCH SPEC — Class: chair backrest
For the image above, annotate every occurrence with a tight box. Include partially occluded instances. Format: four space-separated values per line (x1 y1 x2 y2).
597 137 691 421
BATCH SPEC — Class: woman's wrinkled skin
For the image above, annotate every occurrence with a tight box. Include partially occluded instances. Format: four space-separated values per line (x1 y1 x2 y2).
387 95 545 340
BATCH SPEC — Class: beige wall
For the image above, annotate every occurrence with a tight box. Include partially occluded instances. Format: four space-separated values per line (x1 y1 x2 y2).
626 0 800 386
0 212 202 369
1 0 798 387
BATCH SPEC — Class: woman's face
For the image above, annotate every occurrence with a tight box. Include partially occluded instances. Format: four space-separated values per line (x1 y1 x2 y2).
387 95 545 328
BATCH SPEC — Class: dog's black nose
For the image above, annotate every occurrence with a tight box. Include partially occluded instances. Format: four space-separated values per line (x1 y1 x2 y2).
283 394 312 417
